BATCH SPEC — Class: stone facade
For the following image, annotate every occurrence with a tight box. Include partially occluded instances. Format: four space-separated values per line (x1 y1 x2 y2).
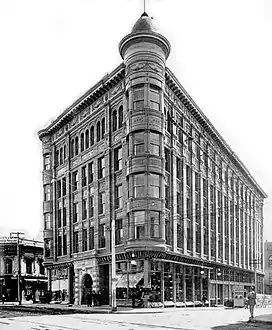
38 12 266 306
264 241 272 295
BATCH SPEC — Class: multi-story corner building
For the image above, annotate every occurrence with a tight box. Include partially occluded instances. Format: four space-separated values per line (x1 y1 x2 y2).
0 235 47 302
264 241 272 295
38 12 266 307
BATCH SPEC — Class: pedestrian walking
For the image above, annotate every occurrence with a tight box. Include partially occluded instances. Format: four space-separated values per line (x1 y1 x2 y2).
202 294 207 307
248 286 256 321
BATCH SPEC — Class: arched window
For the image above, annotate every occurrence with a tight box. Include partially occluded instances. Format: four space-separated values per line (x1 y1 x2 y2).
71 140 75 158
59 148 63 165
118 106 123 129
5 259 12 274
90 126 94 145
112 110 117 132
56 150 59 166
97 121 101 142
75 136 79 155
85 129 89 149
101 118 105 138
80 133 85 152
269 255 272 268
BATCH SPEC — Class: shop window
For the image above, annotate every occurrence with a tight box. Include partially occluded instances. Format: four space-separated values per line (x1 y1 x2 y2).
5 259 12 274
26 259 33 274
133 173 145 198
39 261 45 275
115 219 123 245
98 157 105 179
114 147 122 171
133 132 145 155
149 132 160 156
99 224 106 248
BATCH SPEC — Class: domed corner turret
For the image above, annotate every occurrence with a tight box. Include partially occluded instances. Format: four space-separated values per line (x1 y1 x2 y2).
118 12 171 62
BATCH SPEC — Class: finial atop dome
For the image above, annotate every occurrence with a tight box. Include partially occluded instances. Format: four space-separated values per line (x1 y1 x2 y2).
131 12 158 33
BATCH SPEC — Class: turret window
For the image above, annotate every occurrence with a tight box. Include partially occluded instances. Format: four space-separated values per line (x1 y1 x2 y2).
133 173 145 198
150 87 160 111
133 132 145 155
148 173 160 198
149 132 160 156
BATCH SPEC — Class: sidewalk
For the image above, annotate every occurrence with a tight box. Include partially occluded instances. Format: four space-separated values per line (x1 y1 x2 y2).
254 312 272 325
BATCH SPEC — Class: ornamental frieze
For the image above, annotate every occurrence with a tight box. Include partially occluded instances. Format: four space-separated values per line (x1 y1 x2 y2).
56 127 65 138
70 116 79 127
127 61 163 75
93 97 103 110
80 107 90 119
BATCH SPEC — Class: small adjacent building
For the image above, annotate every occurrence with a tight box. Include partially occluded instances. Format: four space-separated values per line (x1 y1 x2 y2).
264 241 272 295
0 235 47 302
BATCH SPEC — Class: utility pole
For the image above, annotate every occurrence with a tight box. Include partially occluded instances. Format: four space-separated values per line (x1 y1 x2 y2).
251 258 259 292
10 232 24 305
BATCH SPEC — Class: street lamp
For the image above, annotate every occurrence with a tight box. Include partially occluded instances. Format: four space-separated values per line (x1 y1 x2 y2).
215 268 221 306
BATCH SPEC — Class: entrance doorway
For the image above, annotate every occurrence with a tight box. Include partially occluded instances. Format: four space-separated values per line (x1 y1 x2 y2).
81 273 93 305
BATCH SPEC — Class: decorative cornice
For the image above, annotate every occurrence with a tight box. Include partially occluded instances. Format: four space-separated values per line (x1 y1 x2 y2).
165 67 267 199
38 63 125 140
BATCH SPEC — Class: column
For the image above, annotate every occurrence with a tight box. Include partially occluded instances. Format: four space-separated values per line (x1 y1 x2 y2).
192 171 196 256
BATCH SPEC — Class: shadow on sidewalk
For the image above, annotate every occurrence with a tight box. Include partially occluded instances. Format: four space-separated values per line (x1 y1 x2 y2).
212 320 271 330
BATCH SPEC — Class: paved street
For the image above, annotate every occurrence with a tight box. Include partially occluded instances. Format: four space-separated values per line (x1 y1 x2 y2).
0 307 272 330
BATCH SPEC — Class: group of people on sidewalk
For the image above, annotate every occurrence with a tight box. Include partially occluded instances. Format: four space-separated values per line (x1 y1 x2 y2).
85 290 102 307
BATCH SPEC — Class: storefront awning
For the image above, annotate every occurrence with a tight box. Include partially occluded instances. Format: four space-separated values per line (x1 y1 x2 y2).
24 278 47 282
116 272 143 288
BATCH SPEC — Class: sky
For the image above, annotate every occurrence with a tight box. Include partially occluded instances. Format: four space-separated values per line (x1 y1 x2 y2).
0 0 271 241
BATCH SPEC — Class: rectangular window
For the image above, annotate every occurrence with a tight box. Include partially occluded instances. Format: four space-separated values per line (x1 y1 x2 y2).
133 132 145 155
98 157 105 179
165 185 170 209
57 236 62 256
150 211 160 238
73 231 79 253
72 171 78 191
133 173 145 197
44 185 50 201
44 155 50 170
63 234 67 255
88 162 94 184
73 202 78 223
89 226 94 250
99 224 106 248
177 192 181 214
62 177 66 196
98 192 105 214
89 193 94 218
115 219 123 245
115 185 123 209
57 200 61 228
44 214 51 229
177 218 182 248
134 211 145 239
82 228 87 252
63 199 67 226
133 86 144 110
148 174 160 198
114 147 122 171
176 157 182 180
82 166 87 187
149 132 160 156
186 165 191 187
82 199 87 220
165 219 170 245
57 180 61 199
165 148 170 172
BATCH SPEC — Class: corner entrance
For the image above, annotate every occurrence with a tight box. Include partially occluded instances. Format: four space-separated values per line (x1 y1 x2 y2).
81 273 93 305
